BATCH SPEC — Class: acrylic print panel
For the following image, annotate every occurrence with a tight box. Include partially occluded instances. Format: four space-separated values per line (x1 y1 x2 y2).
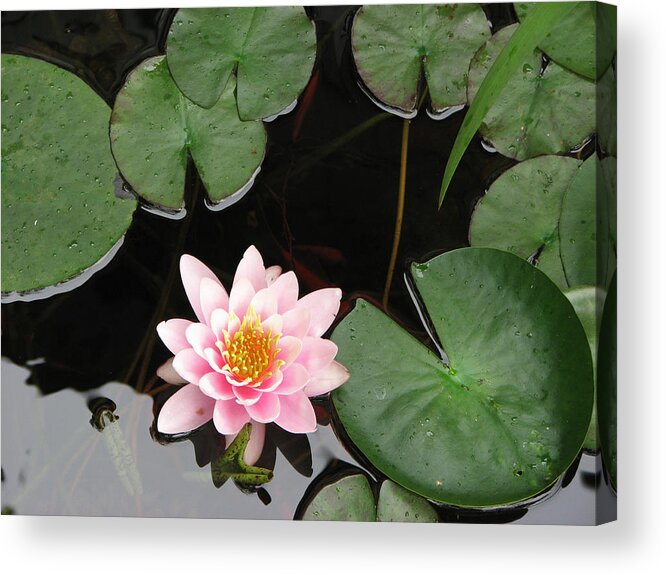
1 2 616 524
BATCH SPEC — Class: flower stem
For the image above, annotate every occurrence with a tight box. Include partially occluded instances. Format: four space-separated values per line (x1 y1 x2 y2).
382 118 411 310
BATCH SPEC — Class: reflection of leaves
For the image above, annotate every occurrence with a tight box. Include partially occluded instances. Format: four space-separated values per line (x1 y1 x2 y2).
271 424 313 478
92 405 144 497
1 54 136 294
211 424 273 489
332 248 593 507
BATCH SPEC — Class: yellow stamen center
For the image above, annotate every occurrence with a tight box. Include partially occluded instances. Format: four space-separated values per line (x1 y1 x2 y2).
219 307 282 385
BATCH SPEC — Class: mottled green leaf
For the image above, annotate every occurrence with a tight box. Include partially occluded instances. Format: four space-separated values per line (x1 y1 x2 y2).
299 472 437 522
565 286 604 451
332 248 593 507
559 153 604 287
376 480 438 522
352 3 490 116
166 7 316 119
515 2 617 80
110 56 266 211
1 54 136 295
470 155 581 290
467 23 595 160
300 473 376 521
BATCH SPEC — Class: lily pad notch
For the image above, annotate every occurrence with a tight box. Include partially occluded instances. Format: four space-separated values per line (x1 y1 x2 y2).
110 56 267 212
351 3 491 117
332 247 593 508
165 6 317 120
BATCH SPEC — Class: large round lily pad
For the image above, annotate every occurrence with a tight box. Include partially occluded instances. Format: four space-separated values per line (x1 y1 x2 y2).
515 2 617 80
468 23 596 160
298 471 437 522
470 155 581 290
110 56 266 211
352 3 490 116
1 54 136 295
166 7 316 119
332 248 593 507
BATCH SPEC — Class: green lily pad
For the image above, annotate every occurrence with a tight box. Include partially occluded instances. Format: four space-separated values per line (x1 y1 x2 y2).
469 155 581 290
300 473 376 521
467 23 596 160
110 56 266 211
352 3 490 116
598 64 617 157
559 153 599 287
515 2 617 80
376 480 439 522
299 471 438 522
1 54 136 295
332 248 593 507
565 286 604 451
597 273 617 490
166 7 316 119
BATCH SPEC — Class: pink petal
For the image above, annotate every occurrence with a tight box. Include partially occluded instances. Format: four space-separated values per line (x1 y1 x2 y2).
228 278 255 319
210 308 229 340
156 357 187 385
254 370 283 392
295 287 342 337
157 384 215 435
303 360 350 397
224 421 266 466
280 308 311 339
246 393 280 423
233 386 263 406
185 323 217 358
156 319 192 355
226 311 241 337
200 277 229 325
274 391 317 433
267 271 299 313
203 347 226 373
172 348 212 385
233 245 267 292
276 335 303 368
199 372 235 400
249 288 278 320
261 314 283 336
274 363 310 395
213 399 251 435
265 266 282 286
297 337 338 373
180 255 222 323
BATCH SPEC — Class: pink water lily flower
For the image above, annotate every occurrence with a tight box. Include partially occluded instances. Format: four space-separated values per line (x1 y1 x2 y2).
155 246 349 464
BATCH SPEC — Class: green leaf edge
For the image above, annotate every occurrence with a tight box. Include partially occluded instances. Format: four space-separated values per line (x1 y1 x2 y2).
438 2 578 207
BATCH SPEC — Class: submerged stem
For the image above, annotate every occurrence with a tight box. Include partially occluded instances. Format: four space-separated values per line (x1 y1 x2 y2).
382 118 411 309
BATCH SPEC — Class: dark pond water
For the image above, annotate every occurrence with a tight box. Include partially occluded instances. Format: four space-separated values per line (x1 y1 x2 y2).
1 5 616 523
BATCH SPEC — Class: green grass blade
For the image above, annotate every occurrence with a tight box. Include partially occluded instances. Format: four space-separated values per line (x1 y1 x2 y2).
438 2 579 208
